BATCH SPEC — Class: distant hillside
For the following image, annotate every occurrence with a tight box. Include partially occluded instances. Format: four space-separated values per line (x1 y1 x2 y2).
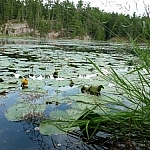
0 20 91 40
0 0 149 40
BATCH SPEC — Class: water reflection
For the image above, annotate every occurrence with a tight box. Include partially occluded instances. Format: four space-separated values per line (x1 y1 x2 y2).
0 96 144 150
0 107 113 150
17 121 114 150
0 89 118 150
0 38 38 45
11 120 144 150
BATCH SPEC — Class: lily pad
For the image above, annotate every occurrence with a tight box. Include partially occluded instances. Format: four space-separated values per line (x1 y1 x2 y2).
39 122 65 135
5 103 46 121
50 110 70 120
68 93 102 104
29 79 45 87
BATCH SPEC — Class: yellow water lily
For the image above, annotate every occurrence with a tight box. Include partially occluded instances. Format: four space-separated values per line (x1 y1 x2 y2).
21 78 28 87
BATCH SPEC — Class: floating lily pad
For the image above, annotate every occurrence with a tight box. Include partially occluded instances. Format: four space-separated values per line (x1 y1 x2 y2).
68 93 107 104
5 103 46 121
66 109 84 120
39 121 65 135
29 79 45 87
46 79 71 87
20 87 48 95
0 82 18 90
1 38 144 140
50 110 70 120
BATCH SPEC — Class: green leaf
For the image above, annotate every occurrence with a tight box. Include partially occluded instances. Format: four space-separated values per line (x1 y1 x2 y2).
39 122 65 135
5 103 46 121
50 110 70 120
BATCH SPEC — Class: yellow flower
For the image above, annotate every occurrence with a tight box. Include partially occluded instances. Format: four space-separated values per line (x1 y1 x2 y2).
21 78 28 87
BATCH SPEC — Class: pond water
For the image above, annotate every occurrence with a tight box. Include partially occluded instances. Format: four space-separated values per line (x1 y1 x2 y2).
0 37 140 149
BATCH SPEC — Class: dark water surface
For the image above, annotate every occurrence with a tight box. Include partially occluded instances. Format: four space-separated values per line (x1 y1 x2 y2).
0 92 38 150
0 92 110 150
0 92 75 150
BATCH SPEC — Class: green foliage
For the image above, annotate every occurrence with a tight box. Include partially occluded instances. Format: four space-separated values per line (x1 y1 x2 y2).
86 37 150 139
0 0 149 40
33 37 150 141
5 103 46 121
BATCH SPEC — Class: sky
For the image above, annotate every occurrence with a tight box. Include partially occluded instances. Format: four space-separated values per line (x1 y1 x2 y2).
70 0 150 16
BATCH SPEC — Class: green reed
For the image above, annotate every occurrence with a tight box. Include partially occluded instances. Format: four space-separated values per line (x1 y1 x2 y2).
83 38 150 140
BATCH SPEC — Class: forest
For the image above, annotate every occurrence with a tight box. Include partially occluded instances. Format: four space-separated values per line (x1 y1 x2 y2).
0 0 150 40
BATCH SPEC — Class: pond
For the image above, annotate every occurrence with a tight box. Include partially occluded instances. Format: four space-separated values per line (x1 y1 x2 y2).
0 37 140 149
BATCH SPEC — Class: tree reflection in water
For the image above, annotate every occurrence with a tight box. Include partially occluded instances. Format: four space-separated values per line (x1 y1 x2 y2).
21 121 110 150
20 121 119 150
21 121 149 150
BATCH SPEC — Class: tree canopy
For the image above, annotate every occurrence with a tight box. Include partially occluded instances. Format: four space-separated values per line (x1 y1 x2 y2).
0 0 150 40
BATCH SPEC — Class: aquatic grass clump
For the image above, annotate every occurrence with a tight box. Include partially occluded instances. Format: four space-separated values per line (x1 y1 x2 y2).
84 40 150 141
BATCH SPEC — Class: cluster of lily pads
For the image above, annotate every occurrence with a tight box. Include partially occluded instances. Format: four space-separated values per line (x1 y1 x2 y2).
0 38 142 138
